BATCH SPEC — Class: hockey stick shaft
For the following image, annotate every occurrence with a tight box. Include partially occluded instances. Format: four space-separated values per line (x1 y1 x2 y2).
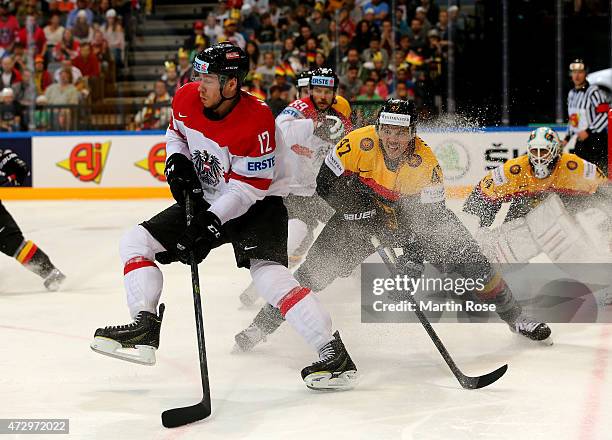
370 236 507 389
185 194 211 410
161 195 211 428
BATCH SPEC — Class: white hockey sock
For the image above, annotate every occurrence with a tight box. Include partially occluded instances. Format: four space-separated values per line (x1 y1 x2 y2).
120 225 166 319
280 287 333 351
250 259 333 351
124 258 163 318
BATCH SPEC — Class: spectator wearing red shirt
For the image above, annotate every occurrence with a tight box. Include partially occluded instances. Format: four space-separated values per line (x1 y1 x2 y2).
72 42 100 78
0 3 19 53
17 15 47 57
338 8 356 39
0 56 22 91
52 28 80 62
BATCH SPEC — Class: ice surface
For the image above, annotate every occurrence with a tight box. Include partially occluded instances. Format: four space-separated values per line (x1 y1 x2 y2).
0 199 611 440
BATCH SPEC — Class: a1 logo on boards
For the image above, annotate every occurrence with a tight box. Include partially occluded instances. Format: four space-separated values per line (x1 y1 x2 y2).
56 141 111 184
135 142 167 182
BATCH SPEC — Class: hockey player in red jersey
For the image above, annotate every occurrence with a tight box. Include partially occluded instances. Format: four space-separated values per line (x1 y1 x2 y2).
238 68 353 308
90 43 357 391
0 149 65 291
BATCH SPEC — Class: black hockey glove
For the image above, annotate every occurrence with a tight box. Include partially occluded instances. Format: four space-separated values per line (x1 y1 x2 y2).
176 210 223 265
165 153 203 208
0 149 29 186
387 253 425 302
339 177 393 226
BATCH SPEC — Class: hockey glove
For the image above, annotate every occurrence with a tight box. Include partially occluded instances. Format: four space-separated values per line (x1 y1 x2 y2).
165 153 203 209
338 176 392 226
314 115 345 142
387 253 425 302
0 149 29 186
176 210 223 264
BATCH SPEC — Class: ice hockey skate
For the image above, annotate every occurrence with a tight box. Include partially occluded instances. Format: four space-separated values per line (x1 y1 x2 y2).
233 303 285 352
90 304 165 365
301 331 358 390
506 313 553 345
233 323 267 353
43 268 66 292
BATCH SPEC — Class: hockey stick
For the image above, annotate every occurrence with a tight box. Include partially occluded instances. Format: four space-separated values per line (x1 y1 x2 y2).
370 236 508 389
162 194 212 428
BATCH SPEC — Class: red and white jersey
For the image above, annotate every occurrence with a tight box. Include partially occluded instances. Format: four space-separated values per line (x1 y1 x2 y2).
166 83 289 223
276 97 352 196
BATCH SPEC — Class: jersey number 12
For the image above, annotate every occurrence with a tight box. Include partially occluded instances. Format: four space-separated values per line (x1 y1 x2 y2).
258 131 271 154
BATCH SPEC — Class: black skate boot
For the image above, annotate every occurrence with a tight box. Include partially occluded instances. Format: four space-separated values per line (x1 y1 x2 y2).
233 303 285 352
301 331 358 390
43 268 66 292
90 304 165 365
504 312 552 345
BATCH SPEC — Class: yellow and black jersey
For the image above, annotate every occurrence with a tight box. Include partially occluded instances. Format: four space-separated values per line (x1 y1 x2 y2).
323 125 445 205
464 153 606 227
333 95 351 120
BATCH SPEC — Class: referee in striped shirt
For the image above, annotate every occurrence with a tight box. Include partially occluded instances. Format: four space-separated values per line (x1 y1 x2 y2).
562 59 609 174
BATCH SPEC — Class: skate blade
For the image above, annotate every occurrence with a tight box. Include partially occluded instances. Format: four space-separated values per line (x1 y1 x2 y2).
539 337 554 346
44 274 66 292
304 370 358 391
90 337 156 365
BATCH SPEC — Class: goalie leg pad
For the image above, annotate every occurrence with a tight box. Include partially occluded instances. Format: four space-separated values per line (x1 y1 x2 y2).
475 218 540 264
526 194 595 262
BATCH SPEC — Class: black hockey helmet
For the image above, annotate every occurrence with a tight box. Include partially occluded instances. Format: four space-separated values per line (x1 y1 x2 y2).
309 67 339 91
376 99 417 133
569 58 587 72
296 70 313 89
376 99 418 158
193 42 249 85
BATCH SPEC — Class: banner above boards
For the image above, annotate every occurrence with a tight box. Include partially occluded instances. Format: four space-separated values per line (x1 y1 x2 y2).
0 129 582 199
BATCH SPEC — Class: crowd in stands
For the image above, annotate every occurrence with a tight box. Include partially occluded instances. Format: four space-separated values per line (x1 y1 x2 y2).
133 0 471 130
0 0 128 131
0 1 606 131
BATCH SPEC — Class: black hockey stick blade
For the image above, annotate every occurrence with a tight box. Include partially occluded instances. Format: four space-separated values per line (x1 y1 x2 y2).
459 363 508 389
161 399 211 428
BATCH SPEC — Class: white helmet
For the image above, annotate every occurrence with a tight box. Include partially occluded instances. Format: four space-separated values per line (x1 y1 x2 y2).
527 127 561 179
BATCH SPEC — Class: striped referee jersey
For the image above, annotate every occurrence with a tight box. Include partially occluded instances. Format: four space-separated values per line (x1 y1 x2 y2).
566 81 609 137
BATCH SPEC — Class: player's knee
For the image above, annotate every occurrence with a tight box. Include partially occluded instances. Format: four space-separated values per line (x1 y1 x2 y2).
119 225 158 263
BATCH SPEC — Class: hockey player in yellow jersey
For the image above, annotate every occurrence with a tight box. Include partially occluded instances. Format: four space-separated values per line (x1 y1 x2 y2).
234 99 552 353
464 126 607 227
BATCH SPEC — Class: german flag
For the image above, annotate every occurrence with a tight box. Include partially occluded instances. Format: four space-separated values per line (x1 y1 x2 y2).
280 61 295 78
405 52 424 66
15 240 38 265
